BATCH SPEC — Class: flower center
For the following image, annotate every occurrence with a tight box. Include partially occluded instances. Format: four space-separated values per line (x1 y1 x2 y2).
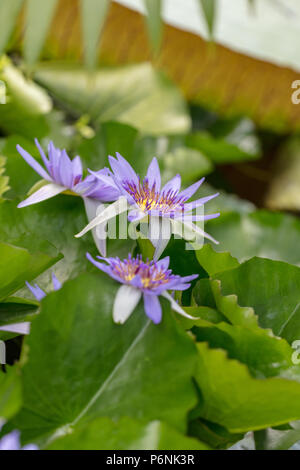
110 256 176 290
123 178 185 214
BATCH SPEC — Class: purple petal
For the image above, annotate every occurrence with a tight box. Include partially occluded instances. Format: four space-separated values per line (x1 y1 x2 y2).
34 138 49 170
183 193 219 211
0 431 21 450
109 153 139 185
86 253 124 283
72 156 83 184
51 273 62 291
17 145 51 182
161 174 181 195
22 444 39 450
178 274 199 283
143 293 162 324
178 178 204 201
18 183 65 208
146 157 161 191
156 256 170 271
58 149 73 188
26 281 46 301
47 141 60 181
79 171 120 201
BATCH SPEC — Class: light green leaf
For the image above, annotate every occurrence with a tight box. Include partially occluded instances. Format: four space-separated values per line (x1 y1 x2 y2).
196 342 300 433
210 279 258 329
212 257 300 342
9 273 197 445
34 62 191 135
194 320 294 379
144 0 163 53
196 244 239 276
48 417 210 450
81 0 110 68
24 0 59 66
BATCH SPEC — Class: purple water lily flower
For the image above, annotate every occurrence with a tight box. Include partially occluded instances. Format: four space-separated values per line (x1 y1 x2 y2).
17 139 119 208
87 252 198 324
0 273 61 336
77 153 219 259
0 424 38 451
17 139 121 255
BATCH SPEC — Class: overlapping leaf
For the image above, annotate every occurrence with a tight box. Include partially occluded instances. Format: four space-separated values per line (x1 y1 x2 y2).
195 343 300 433
48 417 209 450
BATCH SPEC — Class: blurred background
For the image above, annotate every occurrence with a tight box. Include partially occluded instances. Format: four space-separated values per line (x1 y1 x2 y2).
1 0 300 264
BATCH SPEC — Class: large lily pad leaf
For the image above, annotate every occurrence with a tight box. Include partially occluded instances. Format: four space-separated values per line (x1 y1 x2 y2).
195 342 300 433
212 257 300 343
9 273 197 445
0 366 22 421
206 210 300 265
34 62 191 135
47 417 210 450
0 239 61 302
